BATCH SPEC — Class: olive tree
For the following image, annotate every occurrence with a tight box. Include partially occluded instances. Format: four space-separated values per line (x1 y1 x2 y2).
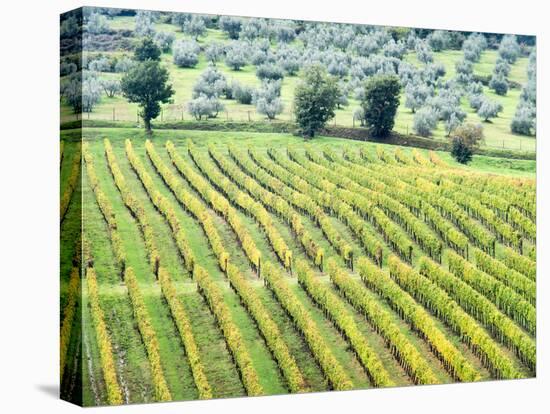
428 30 450 52
173 40 200 68
187 95 224 120
102 78 121 97
415 41 433 64
253 84 284 120
477 98 503 122
135 10 156 37
82 76 103 112
256 63 284 81
154 31 175 52
511 103 536 136
498 34 520 64
404 81 432 113
218 16 242 39
225 42 248 70
232 81 255 104
205 42 224 65
489 73 508 95
192 65 227 98
86 12 109 35
183 15 206 40
413 107 438 136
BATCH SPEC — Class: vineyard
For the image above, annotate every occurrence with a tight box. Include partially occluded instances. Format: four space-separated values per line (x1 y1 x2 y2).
60 134 536 406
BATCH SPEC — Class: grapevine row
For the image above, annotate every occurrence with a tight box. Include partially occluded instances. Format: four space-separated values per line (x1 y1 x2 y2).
473 248 536 305
145 140 307 393
289 148 413 263
419 257 535 371
212 146 324 269
189 143 293 271
387 255 522 379
246 149 354 266
357 257 480 382
86 265 125 405
326 258 439 385
123 140 264 396
165 141 261 273
262 261 354 391
446 251 536 335
60 266 80 382
502 247 536 281
104 140 161 275
304 148 443 261
86 142 172 401
107 141 213 399
123 267 173 400
322 150 469 257
270 148 396 264
295 260 394 387
60 144 81 223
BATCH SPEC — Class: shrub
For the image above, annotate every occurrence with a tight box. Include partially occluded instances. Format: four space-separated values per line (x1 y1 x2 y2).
413 107 439 137
173 40 200 68
450 123 484 164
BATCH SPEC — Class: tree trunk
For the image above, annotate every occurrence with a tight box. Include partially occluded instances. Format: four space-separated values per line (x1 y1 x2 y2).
144 117 152 133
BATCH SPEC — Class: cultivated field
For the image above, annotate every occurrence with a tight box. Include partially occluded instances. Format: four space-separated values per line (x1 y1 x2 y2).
60 132 536 405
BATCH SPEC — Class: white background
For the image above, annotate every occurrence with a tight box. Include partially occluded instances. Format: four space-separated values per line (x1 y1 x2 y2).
0 0 547 412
